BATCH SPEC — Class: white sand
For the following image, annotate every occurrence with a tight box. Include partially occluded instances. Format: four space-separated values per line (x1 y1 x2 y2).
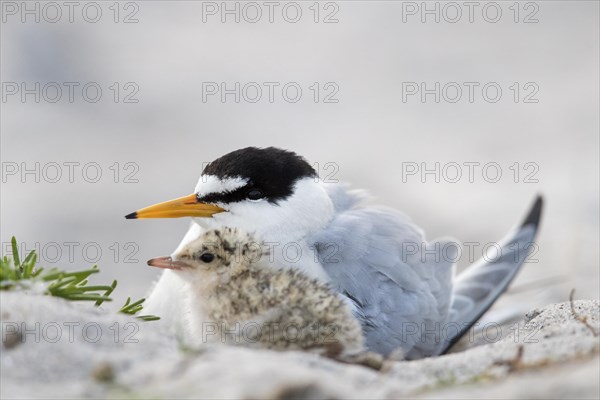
1 292 598 399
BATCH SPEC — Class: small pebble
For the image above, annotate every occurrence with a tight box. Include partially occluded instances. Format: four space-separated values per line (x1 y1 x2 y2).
2 330 23 349
91 361 115 383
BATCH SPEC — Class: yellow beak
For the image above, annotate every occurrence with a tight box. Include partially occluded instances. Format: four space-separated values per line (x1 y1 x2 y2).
125 194 226 219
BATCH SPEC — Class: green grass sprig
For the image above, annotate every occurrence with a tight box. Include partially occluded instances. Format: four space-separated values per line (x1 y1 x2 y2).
120 297 161 321
1 236 159 321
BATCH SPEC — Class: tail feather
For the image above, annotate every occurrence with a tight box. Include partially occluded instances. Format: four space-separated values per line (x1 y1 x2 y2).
440 196 543 354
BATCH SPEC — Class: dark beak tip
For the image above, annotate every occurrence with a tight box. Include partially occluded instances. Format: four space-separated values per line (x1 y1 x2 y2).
125 212 138 220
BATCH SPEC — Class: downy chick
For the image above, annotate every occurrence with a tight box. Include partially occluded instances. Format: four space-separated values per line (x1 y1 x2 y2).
147 227 364 357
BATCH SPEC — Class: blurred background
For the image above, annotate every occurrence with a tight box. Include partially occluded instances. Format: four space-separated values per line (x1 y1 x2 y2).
1 1 598 319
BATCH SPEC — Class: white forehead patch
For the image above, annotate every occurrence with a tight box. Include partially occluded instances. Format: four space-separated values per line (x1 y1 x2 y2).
194 175 248 196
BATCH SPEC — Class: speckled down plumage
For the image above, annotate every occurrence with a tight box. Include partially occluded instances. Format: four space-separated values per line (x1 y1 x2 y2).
172 227 365 355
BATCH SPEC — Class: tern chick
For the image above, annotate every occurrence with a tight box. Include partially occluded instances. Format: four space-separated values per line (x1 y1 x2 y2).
148 227 365 357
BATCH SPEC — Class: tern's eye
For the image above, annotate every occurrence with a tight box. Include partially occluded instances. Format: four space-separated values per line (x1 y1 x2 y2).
246 188 264 201
199 253 215 263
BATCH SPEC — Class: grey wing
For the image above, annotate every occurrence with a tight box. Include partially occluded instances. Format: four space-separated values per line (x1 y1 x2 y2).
309 202 456 359
440 196 543 354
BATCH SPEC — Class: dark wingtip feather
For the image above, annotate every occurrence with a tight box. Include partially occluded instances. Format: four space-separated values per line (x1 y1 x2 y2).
441 195 545 355
520 195 543 228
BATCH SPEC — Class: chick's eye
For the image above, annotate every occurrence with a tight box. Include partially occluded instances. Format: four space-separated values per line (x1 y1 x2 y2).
199 253 215 263
246 188 264 201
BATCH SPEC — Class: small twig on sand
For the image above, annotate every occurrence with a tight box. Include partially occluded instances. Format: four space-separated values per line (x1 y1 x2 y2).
494 345 524 372
569 289 599 337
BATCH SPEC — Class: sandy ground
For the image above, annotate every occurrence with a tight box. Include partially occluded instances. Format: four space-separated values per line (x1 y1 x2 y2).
1 292 598 399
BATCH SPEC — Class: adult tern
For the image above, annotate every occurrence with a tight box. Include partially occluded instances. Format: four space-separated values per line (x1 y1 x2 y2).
126 147 543 359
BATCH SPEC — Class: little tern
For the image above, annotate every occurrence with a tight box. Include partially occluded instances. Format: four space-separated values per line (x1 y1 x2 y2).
126 147 543 359
147 227 365 356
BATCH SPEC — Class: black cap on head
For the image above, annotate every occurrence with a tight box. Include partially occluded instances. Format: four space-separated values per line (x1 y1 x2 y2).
199 147 317 205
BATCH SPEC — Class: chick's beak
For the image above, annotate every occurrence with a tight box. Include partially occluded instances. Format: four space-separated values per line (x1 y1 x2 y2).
147 256 191 270
125 194 226 219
